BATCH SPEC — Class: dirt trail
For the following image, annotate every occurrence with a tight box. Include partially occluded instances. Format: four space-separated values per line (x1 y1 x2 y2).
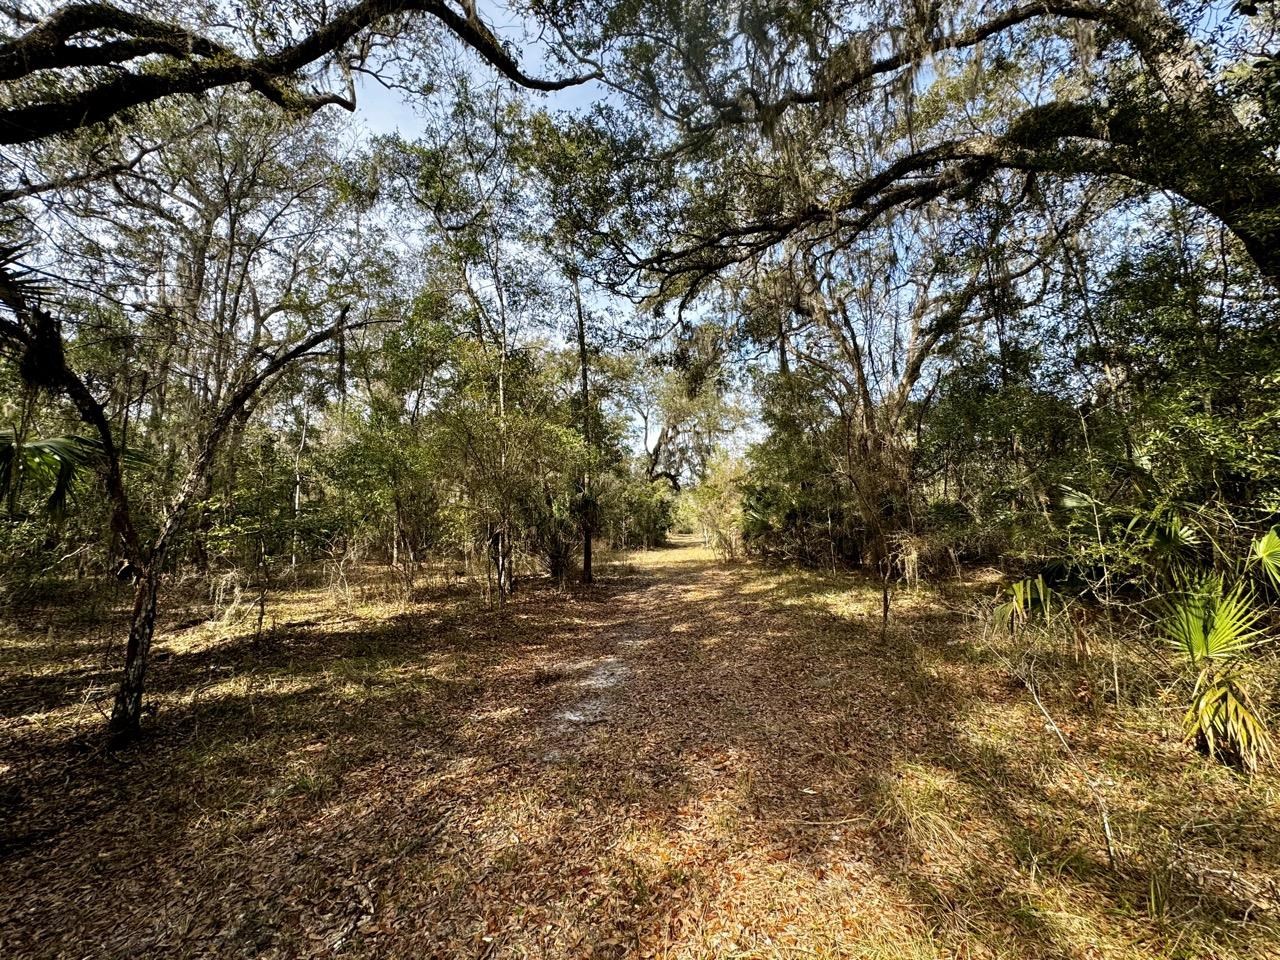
1 537 914 958
545 543 690 734
3 539 1279 959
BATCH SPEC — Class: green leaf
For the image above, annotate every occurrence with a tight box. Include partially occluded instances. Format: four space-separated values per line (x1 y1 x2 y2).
1252 528 1280 589
1161 577 1264 663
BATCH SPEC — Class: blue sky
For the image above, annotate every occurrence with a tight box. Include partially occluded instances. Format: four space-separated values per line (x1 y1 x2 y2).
351 70 607 139
349 0 609 139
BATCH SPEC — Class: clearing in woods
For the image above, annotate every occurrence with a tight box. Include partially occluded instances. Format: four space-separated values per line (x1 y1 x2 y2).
2 538 1279 958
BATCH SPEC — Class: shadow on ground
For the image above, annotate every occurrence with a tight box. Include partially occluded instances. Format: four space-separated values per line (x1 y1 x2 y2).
2 541 1278 958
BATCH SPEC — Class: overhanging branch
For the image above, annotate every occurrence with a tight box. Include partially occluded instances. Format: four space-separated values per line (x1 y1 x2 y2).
0 0 601 144
690 0 1110 132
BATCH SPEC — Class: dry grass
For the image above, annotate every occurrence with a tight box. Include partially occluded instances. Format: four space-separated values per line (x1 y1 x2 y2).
2 537 1279 959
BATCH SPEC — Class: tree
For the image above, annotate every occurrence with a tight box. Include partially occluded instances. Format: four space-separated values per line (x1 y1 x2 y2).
374 82 657 593
0 97 383 741
610 344 740 493
570 268 598 583
580 0 1280 285
685 450 745 559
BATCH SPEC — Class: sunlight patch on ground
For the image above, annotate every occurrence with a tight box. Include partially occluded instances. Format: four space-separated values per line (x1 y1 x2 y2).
3 541 1280 957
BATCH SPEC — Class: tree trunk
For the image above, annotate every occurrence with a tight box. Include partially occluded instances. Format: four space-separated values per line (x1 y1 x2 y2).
108 564 161 744
1209 195 1280 286
572 269 594 585
849 430 912 571
491 525 515 603
501 529 515 596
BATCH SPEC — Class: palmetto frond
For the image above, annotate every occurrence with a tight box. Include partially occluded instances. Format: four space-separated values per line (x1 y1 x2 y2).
1159 575 1264 663
994 575 1055 633
1148 512 1201 560
1186 669 1274 772
0 243 49 309
0 430 146 519
1161 573 1274 770
1251 527 1280 590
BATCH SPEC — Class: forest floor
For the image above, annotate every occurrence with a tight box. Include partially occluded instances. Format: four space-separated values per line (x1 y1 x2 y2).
2 538 1280 959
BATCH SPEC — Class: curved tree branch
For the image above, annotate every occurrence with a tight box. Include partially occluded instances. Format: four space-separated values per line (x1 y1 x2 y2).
690 0 1111 132
0 0 601 144
644 77 1280 292
0 124 204 202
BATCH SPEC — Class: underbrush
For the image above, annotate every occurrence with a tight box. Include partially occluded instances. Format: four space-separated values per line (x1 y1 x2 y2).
975 609 1280 935
764 561 1280 956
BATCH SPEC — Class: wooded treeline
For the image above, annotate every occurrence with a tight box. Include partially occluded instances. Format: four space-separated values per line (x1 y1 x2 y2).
2 0 1279 762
